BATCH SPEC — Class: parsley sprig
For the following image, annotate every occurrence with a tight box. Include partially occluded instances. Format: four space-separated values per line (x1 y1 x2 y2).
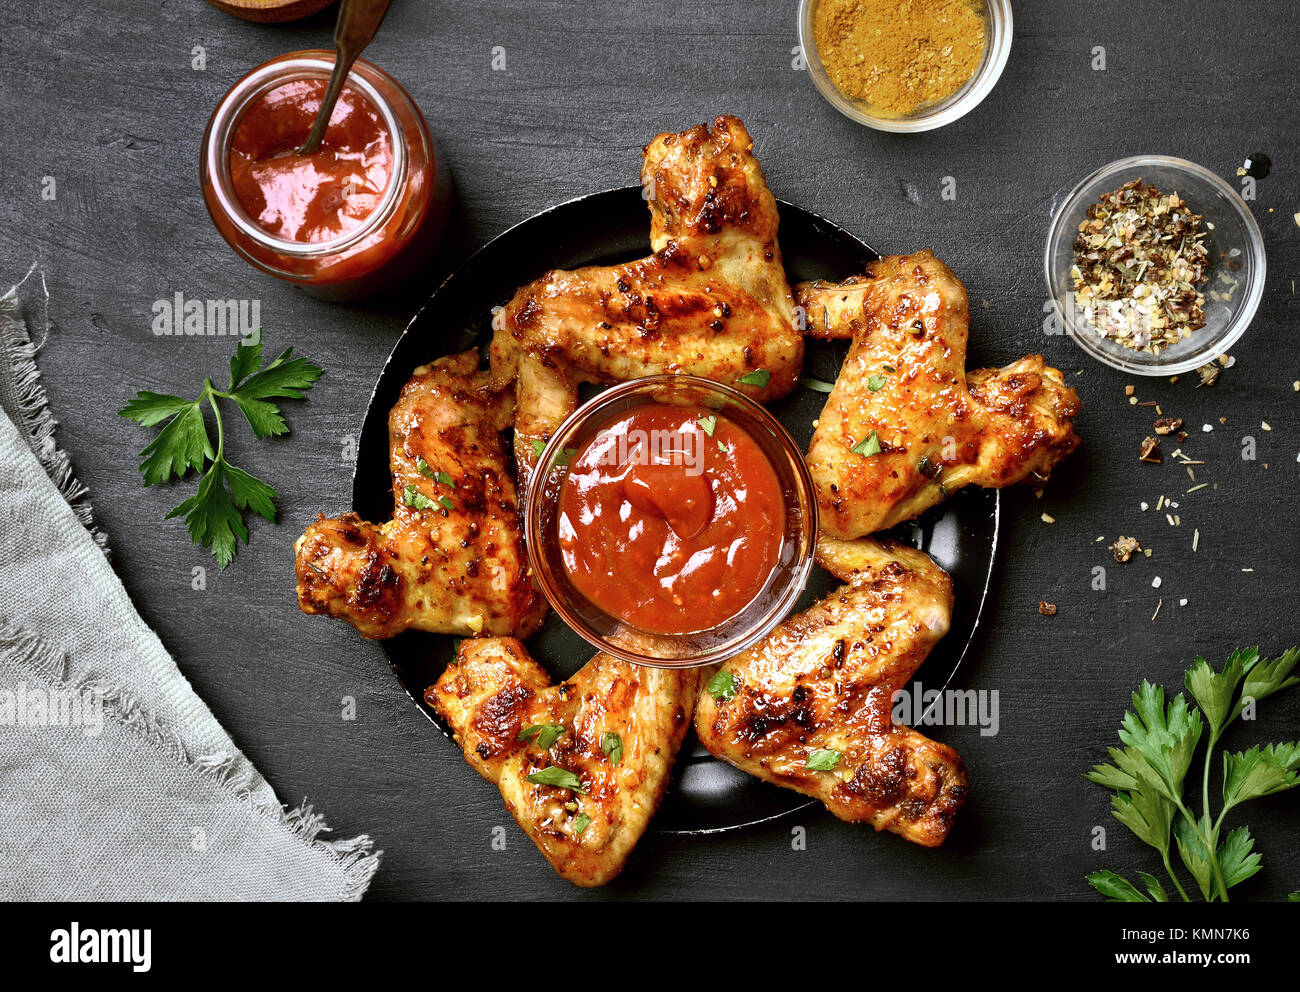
119 338 323 569
1085 646 1300 902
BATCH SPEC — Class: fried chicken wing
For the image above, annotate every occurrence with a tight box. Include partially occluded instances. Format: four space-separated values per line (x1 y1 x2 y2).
295 351 545 640
798 251 1081 540
695 537 967 846
428 637 698 886
490 115 802 490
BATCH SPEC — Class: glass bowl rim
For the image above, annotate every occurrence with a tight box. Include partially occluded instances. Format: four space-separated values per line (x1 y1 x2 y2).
1042 153 1268 376
796 0 1014 133
524 374 818 669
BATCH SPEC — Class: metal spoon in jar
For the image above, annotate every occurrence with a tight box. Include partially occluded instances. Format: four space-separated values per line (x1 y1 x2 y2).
295 0 394 156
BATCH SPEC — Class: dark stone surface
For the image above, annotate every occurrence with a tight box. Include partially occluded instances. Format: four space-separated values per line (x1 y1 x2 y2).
1 0 1296 900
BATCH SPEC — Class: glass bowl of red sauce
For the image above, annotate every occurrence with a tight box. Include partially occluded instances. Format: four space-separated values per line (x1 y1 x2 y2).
201 51 450 301
526 375 817 668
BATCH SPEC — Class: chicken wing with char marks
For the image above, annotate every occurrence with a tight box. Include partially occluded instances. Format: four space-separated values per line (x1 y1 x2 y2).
295 350 545 639
797 251 1081 541
695 536 967 847
490 115 802 492
428 637 698 886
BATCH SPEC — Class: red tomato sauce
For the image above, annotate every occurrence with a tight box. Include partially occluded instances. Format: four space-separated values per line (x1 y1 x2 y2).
228 78 393 243
558 403 786 635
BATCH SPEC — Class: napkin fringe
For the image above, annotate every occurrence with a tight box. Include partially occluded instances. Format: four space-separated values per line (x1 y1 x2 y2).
0 620 381 898
0 268 109 555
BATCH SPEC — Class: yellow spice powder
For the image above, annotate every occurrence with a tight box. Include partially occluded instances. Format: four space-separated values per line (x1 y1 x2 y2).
813 0 987 117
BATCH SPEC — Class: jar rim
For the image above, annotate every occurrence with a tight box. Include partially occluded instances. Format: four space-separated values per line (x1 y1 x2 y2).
202 52 409 259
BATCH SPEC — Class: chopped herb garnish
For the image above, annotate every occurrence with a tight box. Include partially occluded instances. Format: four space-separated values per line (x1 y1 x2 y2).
917 455 940 479
403 484 437 510
736 369 771 388
601 731 623 766
438 495 455 512
800 377 835 393
805 748 842 772
697 415 718 437
529 437 576 465
416 456 437 478
520 723 565 749
850 430 883 457
572 812 591 836
525 765 586 793
882 364 896 373
706 669 738 703
866 374 887 392
718 439 731 454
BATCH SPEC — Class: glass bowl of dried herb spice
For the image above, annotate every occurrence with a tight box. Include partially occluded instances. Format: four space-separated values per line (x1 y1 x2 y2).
798 0 1013 132
1045 156 1266 375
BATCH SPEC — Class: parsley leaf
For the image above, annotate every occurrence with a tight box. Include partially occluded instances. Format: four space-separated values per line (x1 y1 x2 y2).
805 748 842 772
572 812 591 836
736 369 770 388
850 430 883 457
1086 870 1151 903
525 766 586 793
119 336 321 568
866 374 887 391
706 669 737 703
697 415 717 437
601 731 623 766
1221 742 1300 810
1185 648 1255 737
1238 646 1300 714
1217 826 1263 890
519 723 565 749
530 439 547 457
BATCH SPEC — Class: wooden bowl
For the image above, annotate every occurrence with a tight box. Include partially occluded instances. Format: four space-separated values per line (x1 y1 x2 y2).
204 0 336 23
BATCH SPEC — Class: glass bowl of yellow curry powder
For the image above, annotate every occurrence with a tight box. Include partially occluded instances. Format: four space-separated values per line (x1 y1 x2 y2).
798 0 1012 131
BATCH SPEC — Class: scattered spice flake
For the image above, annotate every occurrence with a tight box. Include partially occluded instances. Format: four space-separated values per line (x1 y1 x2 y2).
1125 385 1136 396
1179 598 1188 606
1151 598 1163 621
1038 600 1058 617
1193 528 1200 552
1139 436 1163 463
1152 576 1162 589
1261 421 1271 431
1196 363 1221 387
1202 423 1214 432
1110 536 1142 563
1153 416 1183 435
1140 501 1149 511
1040 512 1056 524
1186 483 1208 493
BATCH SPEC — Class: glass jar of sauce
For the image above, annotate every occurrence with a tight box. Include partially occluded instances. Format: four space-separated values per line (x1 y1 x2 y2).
201 51 450 301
